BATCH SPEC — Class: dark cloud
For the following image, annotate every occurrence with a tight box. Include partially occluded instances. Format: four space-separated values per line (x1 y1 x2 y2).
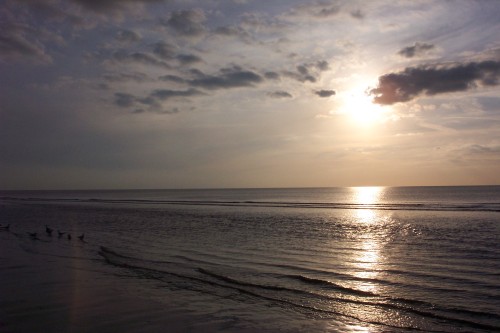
283 61 329 83
370 60 500 105
398 42 435 58
72 0 162 13
466 144 500 155
114 88 202 114
189 68 204 77
114 92 136 107
161 9 206 37
111 50 171 68
150 88 202 100
316 6 340 18
104 72 149 83
282 70 314 82
188 66 263 90
73 0 123 11
0 31 52 63
314 89 336 98
264 71 280 80
315 60 329 71
116 29 141 43
214 26 252 41
0 9 57 64
20 1 88 28
214 26 242 36
4 1 89 31
176 53 202 65
152 42 201 65
159 74 186 83
134 107 181 115
268 91 292 98
152 41 177 60
350 9 364 19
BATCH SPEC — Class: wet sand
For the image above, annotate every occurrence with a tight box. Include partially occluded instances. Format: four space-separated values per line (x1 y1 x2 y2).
0 230 228 333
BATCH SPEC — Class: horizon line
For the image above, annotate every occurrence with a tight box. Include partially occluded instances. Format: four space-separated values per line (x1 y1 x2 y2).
2 184 500 192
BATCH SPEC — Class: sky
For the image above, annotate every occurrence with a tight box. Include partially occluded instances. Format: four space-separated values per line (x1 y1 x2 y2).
1 0 500 190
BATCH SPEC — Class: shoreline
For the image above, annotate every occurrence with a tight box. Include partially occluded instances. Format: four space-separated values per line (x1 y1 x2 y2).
0 231 231 333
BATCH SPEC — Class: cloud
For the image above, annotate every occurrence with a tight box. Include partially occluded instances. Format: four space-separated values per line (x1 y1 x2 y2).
159 74 186 83
4 0 91 31
103 72 149 83
466 144 500 155
451 144 500 164
350 9 364 19
0 30 52 64
316 6 340 18
133 107 181 115
289 3 340 19
150 88 202 100
282 61 330 83
398 42 435 58
152 41 177 60
267 91 292 98
213 25 252 43
153 61 328 93
188 66 263 90
152 42 201 65
114 88 203 113
72 0 162 13
176 53 202 65
314 89 336 97
114 92 136 107
161 9 206 37
111 50 171 68
264 71 280 80
116 29 141 43
370 60 500 105
0 7 59 64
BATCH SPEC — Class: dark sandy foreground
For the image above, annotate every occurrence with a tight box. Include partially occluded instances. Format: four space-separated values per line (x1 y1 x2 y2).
0 230 240 333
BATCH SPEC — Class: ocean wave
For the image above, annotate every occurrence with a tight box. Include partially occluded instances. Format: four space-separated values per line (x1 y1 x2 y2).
99 246 500 332
284 274 377 297
2 195 500 212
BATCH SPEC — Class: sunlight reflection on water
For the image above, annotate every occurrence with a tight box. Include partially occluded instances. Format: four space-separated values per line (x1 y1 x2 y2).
351 186 385 283
347 187 387 332
353 186 383 207
345 324 372 333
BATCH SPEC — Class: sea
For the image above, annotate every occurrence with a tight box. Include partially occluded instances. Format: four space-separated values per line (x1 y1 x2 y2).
0 186 499 332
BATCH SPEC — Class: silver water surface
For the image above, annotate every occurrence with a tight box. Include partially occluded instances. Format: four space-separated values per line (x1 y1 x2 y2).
1 186 499 332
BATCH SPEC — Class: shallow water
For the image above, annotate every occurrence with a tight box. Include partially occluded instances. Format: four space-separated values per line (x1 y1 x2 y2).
1 186 499 332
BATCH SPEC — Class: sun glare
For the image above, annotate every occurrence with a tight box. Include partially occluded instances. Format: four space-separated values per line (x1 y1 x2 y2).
354 186 383 205
334 81 390 126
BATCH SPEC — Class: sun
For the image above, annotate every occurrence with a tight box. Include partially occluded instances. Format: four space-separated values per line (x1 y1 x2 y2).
334 80 390 126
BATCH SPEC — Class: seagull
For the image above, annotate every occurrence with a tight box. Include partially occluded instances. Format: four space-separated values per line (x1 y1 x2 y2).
46 225 53 236
78 233 85 241
57 230 65 237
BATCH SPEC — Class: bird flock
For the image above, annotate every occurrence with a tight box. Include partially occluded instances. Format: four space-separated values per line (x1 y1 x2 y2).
0 223 84 242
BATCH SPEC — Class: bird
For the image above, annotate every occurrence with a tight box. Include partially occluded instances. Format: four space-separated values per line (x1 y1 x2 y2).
45 225 53 236
78 233 85 241
67 234 71 240
0 224 10 231
57 230 65 237
28 232 37 239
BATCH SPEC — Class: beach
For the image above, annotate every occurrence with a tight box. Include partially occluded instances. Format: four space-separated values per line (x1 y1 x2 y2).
0 224 228 333
1 187 499 332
